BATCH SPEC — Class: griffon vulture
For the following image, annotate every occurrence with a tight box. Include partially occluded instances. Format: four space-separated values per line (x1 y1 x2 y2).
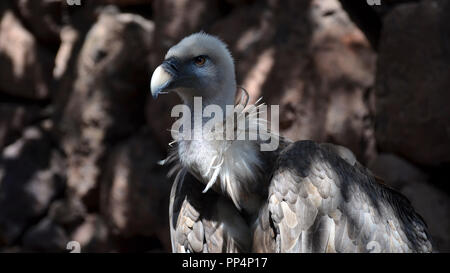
150 32 433 253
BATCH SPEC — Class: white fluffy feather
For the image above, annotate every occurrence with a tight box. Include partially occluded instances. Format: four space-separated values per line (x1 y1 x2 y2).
167 90 279 213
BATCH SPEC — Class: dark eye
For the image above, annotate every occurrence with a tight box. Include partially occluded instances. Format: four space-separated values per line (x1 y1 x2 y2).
193 56 206 66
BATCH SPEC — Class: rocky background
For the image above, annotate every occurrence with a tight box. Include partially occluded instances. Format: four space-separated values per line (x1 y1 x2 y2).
0 0 448 252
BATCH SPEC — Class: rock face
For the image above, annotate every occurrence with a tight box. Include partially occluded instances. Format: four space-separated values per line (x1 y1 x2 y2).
0 0 449 252
56 11 154 205
0 104 41 149
374 0 450 167
71 214 110 253
0 10 54 100
15 0 63 46
0 126 65 245
100 129 171 250
22 217 68 252
152 0 222 55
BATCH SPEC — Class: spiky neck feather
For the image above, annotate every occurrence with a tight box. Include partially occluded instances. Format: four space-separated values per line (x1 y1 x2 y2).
173 90 273 214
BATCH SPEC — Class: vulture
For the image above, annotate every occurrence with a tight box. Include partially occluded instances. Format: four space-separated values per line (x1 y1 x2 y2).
150 32 434 253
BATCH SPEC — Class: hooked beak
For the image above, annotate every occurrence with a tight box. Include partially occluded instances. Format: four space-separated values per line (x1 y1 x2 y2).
150 57 180 99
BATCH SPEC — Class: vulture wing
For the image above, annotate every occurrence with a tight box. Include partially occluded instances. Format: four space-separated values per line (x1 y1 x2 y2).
253 140 433 253
170 168 252 253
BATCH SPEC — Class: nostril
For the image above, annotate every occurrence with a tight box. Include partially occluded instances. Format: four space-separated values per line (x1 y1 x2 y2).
169 62 178 72
163 57 180 74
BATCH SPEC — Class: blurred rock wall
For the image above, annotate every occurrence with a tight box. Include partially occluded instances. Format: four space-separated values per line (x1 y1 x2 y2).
0 0 448 252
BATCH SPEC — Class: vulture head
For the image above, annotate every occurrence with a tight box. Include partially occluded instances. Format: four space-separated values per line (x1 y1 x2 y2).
151 32 237 110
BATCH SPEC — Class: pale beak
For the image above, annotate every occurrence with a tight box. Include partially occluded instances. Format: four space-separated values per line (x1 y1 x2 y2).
150 65 172 99
150 57 180 99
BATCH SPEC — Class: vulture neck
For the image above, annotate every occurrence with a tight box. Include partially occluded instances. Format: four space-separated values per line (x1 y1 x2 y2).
180 87 235 116
175 87 267 215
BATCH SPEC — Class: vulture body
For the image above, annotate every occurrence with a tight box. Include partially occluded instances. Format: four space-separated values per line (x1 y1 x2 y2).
150 33 434 253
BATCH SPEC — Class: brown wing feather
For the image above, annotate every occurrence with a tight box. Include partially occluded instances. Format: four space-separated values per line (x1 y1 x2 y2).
253 140 433 253
170 168 251 253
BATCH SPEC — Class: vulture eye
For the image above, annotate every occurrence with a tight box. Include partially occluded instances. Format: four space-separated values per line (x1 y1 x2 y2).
193 56 206 66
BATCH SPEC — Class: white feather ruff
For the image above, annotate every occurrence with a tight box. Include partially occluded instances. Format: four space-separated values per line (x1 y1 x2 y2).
165 91 280 212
